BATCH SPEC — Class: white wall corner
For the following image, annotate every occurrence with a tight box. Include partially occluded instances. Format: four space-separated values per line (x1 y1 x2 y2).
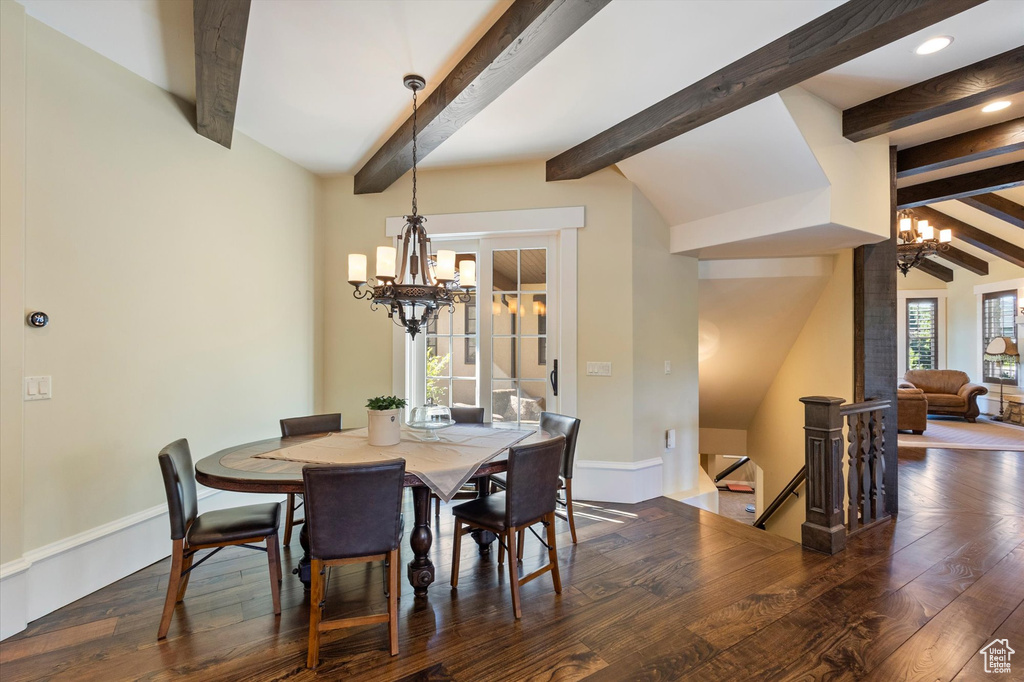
574 458 663 504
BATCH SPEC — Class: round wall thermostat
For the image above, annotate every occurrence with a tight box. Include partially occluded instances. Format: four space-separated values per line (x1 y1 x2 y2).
27 311 49 328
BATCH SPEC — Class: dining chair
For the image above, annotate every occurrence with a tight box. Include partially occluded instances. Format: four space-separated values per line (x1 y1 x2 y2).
279 413 342 546
450 436 565 619
302 460 405 668
433 406 486 516
157 439 282 640
492 412 582 545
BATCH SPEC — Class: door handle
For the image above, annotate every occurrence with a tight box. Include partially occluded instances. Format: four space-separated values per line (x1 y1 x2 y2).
549 359 558 397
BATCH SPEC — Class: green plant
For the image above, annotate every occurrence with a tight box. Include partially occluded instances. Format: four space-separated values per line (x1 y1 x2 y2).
366 395 408 411
425 347 451 405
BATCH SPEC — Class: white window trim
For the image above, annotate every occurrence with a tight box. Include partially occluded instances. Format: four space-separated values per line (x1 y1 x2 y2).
897 289 947 378
390 207 581 419
973 277 1024 391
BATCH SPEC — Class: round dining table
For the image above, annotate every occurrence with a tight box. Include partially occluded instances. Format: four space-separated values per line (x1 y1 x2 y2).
194 431 511 597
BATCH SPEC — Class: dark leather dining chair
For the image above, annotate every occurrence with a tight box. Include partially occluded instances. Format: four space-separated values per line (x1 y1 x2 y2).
279 413 342 546
433 406 486 516
493 412 582 545
303 461 405 668
157 439 282 639
450 436 565 619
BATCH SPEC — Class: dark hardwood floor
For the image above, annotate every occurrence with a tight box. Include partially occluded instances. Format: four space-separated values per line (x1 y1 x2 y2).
2 447 1022 681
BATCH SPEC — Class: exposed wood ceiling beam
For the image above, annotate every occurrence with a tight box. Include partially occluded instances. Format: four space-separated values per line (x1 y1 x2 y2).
543 0 986 182
354 0 611 195
844 47 1024 142
913 205 1024 268
915 258 954 282
934 244 988 276
896 161 1024 209
896 118 1024 178
193 0 251 149
958 192 1024 229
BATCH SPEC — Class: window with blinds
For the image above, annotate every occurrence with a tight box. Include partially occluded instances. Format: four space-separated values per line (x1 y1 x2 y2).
906 298 938 371
983 290 1018 384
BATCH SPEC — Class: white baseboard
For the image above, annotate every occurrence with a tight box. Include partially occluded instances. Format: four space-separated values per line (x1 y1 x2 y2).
574 457 663 504
0 490 286 641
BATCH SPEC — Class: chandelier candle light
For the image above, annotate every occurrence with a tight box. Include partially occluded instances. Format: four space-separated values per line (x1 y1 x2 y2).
347 75 475 338
896 210 951 276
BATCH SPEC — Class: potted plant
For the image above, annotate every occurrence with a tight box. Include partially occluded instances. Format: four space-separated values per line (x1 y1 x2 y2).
366 395 408 446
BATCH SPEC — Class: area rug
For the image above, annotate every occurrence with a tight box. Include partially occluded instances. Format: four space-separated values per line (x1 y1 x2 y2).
898 417 1024 451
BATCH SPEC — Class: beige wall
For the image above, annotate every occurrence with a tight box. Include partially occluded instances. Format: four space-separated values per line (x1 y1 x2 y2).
2 18 318 553
746 251 854 542
321 164 646 465
630 187 700 493
0 0 27 566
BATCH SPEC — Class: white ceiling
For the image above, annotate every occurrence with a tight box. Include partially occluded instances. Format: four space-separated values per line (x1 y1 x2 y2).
16 0 1024 180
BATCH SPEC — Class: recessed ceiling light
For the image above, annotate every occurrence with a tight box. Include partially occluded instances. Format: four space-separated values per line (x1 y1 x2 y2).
982 101 1012 113
914 36 953 55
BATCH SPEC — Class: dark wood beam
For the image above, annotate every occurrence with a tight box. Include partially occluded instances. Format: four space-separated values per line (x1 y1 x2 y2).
896 118 1024 178
934 244 988 276
844 47 1024 142
544 0 986 182
913 205 1024 268
958 192 1024 229
915 258 955 282
896 162 1024 209
194 0 251 149
354 0 611 194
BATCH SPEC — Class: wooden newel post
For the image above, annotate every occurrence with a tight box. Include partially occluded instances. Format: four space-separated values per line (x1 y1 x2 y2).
800 396 847 555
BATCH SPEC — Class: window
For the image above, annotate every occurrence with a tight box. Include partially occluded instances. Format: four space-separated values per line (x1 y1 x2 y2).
906 298 938 370
982 290 1018 384
424 253 478 407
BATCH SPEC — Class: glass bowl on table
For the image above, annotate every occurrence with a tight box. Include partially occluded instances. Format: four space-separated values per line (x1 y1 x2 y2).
406 402 455 441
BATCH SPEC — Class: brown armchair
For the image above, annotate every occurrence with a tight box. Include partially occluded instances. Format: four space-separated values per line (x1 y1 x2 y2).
900 370 988 423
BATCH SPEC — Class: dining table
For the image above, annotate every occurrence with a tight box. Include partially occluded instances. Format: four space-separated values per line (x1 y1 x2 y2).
194 424 542 597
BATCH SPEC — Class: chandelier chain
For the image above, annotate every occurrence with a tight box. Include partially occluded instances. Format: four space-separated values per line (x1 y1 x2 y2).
411 87 418 216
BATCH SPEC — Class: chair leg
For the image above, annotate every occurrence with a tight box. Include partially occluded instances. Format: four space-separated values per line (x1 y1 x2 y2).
388 549 399 656
307 559 324 669
497 528 505 565
565 479 578 544
546 513 562 594
451 520 463 588
158 539 185 639
517 528 525 561
267 534 282 615
175 551 194 603
284 494 295 547
434 494 441 517
506 528 522 619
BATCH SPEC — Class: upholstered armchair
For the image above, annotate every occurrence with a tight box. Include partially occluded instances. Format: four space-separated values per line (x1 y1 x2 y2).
900 370 988 422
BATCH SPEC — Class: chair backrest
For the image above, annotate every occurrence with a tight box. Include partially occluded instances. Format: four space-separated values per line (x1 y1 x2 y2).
302 461 406 560
539 412 581 480
450 406 485 424
280 413 342 437
505 436 565 528
158 439 198 541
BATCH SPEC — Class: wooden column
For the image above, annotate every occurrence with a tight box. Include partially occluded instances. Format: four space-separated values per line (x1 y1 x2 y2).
800 397 847 555
853 146 899 516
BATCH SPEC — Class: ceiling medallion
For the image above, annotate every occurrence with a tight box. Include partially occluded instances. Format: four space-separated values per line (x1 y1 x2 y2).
346 76 475 338
896 210 951 277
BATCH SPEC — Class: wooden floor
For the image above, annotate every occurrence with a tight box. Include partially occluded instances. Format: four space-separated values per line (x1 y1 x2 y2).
2 446 1022 681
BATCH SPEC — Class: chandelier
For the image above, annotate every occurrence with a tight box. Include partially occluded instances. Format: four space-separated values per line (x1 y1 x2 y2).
896 210 951 276
346 75 475 338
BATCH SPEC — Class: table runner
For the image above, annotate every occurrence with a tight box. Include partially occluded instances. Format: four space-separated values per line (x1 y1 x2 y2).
255 425 535 501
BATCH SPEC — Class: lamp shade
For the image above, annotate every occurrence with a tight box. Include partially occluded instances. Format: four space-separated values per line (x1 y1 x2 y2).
985 336 1020 358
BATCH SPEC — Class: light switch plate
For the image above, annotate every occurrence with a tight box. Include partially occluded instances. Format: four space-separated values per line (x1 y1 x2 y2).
586 362 612 376
24 376 51 401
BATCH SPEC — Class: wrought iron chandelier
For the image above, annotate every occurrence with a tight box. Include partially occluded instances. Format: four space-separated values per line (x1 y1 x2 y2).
896 210 951 277
346 75 475 338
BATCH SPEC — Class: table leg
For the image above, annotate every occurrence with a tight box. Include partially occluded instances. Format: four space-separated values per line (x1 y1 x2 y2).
296 522 311 589
470 475 497 555
408 486 434 597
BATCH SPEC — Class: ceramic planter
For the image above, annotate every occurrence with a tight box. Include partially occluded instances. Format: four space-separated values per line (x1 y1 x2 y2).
367 408 401 446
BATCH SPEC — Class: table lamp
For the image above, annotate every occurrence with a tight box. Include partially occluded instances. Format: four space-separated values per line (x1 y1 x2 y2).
984 336 1020 421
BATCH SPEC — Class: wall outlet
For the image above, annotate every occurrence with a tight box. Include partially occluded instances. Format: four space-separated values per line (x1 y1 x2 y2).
664 361 671 375
666 429 676 450
24 376 52 401
586 362 612 376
